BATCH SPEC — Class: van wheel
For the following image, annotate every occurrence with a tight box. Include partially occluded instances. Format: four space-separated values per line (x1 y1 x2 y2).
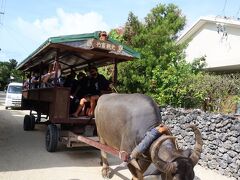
46 124 59 152
23 115 32 131
5 107 8 110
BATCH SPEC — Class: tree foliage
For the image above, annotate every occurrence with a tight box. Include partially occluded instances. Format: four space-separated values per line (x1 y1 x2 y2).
116 4 188 103
0 59 23 90
109 27 125 43
183 73 240 112
108 3 240 112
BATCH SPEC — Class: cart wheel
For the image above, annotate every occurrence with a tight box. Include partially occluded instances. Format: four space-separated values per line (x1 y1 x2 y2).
23 115 32 131
46 124 59 152
30 114 35 129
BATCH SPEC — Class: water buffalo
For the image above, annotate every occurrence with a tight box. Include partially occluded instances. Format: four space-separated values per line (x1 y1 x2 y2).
144 124 203 180
95 93 203 180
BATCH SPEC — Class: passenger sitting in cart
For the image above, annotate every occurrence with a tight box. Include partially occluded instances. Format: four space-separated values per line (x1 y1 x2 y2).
71 66 110 117
23 74 31 90
30 73 40 89
67 71 86 114
41 61 61 87
63 70 78 93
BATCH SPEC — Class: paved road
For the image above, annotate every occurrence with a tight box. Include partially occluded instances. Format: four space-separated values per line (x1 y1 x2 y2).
0 91 6 106
0 91 234 180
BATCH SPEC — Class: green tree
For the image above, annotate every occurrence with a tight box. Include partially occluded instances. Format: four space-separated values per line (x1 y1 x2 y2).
123 12 142 46
8 59 18 69
0 59 23 90
186 73 240 112
151 57 207 107
117 4 187 99
0 62 11 89
11 68 23 82
109 27 125 42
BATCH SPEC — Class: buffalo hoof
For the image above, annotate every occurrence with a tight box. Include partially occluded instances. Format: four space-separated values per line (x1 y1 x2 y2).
102 167 111 179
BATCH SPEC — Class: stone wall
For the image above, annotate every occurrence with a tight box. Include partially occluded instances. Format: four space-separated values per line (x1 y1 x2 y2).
161 107 240 180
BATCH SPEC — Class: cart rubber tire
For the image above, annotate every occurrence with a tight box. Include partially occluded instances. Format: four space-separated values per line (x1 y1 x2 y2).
46 124 59 152
30 114 35 129
23 115 32 131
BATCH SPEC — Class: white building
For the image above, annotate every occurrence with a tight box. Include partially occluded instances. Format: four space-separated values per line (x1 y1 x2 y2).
177 16 240 72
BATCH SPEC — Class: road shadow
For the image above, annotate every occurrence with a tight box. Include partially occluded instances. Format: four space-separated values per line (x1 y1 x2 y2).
0 108 127 175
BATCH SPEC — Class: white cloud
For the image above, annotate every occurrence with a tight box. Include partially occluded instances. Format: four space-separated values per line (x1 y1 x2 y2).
9 8 110 61
16 8 110 42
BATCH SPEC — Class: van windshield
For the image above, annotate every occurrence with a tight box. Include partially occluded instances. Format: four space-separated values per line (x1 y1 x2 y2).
8 85 22 94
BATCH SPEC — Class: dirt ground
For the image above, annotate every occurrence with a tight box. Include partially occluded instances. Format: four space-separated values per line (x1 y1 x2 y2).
0 92 235 180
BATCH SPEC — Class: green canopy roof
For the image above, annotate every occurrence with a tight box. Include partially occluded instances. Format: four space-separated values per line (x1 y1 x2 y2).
17 31 140 73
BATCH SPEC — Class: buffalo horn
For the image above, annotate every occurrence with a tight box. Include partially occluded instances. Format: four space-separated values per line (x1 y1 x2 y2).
188 124 203 166
150 136 177 173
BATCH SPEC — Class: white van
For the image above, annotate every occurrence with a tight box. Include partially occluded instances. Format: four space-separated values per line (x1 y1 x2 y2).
5 82 23 109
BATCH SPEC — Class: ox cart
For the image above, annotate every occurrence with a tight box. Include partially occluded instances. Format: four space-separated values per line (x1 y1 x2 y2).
17 31 139 161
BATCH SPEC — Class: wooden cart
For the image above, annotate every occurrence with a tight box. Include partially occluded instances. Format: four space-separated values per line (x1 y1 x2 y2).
17 31 139 158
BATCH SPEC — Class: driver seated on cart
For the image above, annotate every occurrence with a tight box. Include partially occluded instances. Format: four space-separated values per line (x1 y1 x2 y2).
71 66 111 118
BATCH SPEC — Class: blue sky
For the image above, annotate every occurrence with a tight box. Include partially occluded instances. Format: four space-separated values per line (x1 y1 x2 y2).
0 0 240 63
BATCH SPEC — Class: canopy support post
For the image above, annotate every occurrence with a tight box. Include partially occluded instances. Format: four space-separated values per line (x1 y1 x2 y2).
54 49 60 86
113 59 118 85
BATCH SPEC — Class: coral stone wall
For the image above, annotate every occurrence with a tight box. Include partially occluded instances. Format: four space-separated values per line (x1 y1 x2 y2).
161 108 240 179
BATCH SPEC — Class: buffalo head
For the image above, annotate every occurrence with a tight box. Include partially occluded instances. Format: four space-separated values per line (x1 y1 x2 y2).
149 124 203 180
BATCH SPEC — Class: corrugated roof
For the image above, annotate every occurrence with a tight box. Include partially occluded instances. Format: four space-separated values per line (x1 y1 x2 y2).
17 31 140 72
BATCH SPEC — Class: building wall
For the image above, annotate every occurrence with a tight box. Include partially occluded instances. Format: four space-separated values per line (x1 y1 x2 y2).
185 23 240 69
